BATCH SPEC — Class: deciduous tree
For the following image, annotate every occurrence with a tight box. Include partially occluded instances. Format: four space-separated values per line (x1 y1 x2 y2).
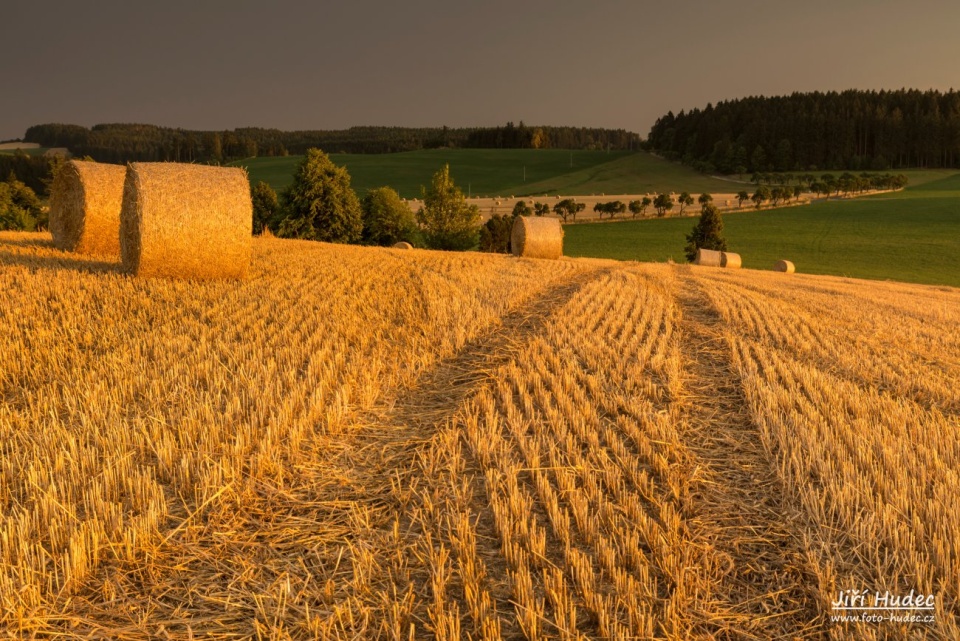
361 186 420 246
417 164 481 250
278 148 363 243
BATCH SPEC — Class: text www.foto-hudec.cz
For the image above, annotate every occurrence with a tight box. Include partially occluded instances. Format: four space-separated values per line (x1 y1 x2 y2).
831 589 936 624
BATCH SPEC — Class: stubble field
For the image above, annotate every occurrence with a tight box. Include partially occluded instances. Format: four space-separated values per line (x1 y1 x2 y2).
1 232 958 639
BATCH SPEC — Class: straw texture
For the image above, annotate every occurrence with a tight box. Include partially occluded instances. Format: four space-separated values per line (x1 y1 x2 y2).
774 260 796 273
511 216 563 259
720 252 742 269
694 248 722 267
49 161 126 255
120 163 252 279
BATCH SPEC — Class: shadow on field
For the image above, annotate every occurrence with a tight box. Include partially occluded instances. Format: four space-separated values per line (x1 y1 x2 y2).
0 235 122 275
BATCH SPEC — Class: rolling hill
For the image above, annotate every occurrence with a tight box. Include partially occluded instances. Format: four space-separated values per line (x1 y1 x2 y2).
233 150 740 199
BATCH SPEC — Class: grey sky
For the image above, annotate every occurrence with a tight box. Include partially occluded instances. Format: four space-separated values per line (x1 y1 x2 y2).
2 0 959 142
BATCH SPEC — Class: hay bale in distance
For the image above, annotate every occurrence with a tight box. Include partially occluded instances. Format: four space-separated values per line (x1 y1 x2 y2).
392 241 413 249
120 163 252 279
694 248 722 267
774 259 796 273
511 216 563 259
49 160 127 255
720 252 742 269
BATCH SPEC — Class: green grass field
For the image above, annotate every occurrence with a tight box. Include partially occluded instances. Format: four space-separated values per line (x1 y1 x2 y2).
565 174 960 287
234 150 740 199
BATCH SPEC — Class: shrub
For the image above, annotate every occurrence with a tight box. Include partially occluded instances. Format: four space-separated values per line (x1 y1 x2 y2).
479 213 514 253
251 181 279 235
0 176 44 231
361 187 420 246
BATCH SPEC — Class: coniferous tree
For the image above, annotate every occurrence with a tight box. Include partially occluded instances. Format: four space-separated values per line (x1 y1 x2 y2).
684 204 727 262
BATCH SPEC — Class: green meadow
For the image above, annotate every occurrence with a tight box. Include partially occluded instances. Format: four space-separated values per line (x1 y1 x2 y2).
234 150 739 199
565 174 960 287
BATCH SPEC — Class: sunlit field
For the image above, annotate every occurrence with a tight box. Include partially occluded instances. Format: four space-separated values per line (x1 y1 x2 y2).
2 232 958 639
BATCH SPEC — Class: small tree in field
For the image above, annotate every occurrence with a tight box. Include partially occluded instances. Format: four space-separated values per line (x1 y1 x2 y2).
512 200 533 217
629 196 653 218
737 190 749 208
533 202 551 216
752 186 770 209
553 198 584 222
698 192 713 212
653 193 674 216
417 164 480 250
684 204 728 262
678 191 694 214
251 181 279 235
278 148 362 243
361 186 420 246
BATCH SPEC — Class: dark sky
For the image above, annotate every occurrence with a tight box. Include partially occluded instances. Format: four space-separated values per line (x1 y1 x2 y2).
3 0 959 141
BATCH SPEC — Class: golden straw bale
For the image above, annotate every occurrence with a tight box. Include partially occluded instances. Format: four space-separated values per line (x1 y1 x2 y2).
720 252 742 269
774 259 796 273
511 216 563 259
392 241 413 249
694 248 722 267
49 160 127 255
120 163 252 279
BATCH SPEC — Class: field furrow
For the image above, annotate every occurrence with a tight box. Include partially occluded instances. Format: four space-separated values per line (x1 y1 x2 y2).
2 231 958 639
673 271 823 638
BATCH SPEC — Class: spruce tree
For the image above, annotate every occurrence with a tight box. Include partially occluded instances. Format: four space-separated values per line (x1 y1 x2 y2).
684 204 727 262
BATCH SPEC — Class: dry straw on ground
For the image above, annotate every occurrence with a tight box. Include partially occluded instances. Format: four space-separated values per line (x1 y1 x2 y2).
721 252 742 269
774 260 796 273
511 216 563 259
49 160 127 255
393 241 413 249
695 248 722 267
120 163 252 279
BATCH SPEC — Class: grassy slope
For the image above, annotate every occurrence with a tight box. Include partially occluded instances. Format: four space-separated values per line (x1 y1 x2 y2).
236 149 631 198
565 173 960 287
235 150 740 199
507 152 740 196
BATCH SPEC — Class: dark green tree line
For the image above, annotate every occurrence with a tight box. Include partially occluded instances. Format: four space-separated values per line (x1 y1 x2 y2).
648 89 960 172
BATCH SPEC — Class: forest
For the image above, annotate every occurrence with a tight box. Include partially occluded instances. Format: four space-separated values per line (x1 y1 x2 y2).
20 122 640 164
647 89 960 173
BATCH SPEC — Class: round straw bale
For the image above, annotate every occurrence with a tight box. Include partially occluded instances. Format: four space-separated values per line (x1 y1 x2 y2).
120 163 252 279
511 216 563 259
49 160 127 255
694 248 722 267
393 241 413 249
720 252 742 269
774 259 795 273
